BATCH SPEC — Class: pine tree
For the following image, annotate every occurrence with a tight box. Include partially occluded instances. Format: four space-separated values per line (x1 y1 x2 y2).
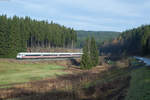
90 37 99 66
81 37 92 69
81 45 92 69
0 15 10 57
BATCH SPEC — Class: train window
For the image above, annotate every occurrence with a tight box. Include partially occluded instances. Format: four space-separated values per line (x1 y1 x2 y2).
43 54 57 56
72 54 81 55
59 54 70 56
25 55 41 56
43 55 50 56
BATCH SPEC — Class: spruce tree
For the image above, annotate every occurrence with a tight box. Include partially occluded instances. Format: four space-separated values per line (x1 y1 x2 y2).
0 15 10 57
81 37 92 69
90 37 99 66
81 45 92 69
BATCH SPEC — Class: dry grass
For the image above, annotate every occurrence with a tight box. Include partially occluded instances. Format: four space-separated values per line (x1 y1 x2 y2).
0 57 131 100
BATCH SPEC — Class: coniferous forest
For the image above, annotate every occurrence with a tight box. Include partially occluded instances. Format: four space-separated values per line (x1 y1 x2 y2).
101 25 150 56
1 14 150 58
0 15 77 58
76 30 120 48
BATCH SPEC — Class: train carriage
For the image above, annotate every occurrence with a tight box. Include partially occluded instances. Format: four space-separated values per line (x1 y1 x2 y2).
16 52 83 59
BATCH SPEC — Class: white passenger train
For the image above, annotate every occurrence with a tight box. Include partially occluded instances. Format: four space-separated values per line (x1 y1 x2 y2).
16 52 83 59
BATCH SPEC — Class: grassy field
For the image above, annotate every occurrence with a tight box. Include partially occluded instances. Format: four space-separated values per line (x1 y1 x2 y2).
0 61 67 85
0 57 150 100
121 57 150 100
125 66 150 100
0 57 130 100
81 57 150 100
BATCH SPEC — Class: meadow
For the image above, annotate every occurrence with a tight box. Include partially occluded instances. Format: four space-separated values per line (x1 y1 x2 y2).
0 59 68 86
0 57 149 100
0 57 130 100
125 65 150 100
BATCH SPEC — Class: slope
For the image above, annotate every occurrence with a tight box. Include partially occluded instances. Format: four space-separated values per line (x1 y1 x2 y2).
76 30 120 48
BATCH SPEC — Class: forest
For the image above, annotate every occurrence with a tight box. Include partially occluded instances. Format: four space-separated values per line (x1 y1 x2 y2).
76 30 120 48
0 15 77 58
1 14 150 58
101 25 150 56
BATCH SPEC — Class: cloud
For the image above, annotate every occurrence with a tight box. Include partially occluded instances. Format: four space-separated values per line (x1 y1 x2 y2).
0 0 150 31
54 0 141 17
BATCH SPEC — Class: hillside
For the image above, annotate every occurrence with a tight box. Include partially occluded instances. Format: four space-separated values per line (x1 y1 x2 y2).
76 30 120 48
0 15 77 58
101 25 150 56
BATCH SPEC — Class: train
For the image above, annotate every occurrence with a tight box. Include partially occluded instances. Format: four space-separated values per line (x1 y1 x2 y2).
16 52 83 59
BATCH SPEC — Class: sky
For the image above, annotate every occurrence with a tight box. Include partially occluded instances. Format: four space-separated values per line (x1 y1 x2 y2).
0 0 150 32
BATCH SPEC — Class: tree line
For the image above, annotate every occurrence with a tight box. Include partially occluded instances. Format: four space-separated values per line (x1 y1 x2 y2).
101 25 150 56
0 15 77 58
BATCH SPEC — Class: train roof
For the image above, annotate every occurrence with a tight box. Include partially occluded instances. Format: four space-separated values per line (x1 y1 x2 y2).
17 52 83 55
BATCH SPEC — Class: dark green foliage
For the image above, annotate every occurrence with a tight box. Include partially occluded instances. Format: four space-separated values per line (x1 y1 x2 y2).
101 25 150 56
120 25 150 55
76 30 120 48
0 15 77 58
0 15 10 57
90 37 99 66
81 37 99 69
81 37 92 69
81 47 92 69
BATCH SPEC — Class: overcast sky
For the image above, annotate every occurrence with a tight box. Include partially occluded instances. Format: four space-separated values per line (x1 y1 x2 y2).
0 0 150 32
